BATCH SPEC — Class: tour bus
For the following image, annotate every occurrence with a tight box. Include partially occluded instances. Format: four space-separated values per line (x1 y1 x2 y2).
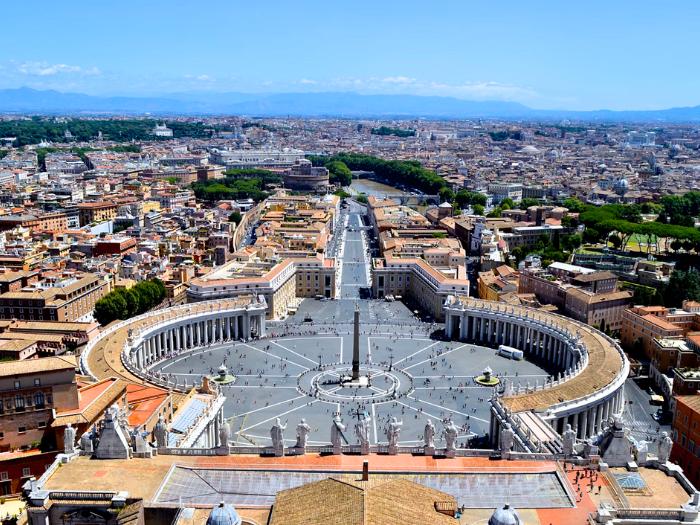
498 345 524 360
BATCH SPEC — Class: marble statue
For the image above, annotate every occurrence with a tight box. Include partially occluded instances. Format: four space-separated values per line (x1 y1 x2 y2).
219 420 231 449
331 414 346 453
500 423 515 453
295 419 311 449
133 426 151 457
658 431 673 464
387 417 403 449
424 419 435 449
80 431 93 456
562 423 577 456
355 413 371 451
443 419 458 454
270 418 286 452
635 439 649 464
64 424 76 454
153 414 169 447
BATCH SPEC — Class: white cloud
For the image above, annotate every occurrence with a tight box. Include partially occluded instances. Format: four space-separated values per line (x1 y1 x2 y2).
317 76 535 101
381 76 416 85
17 61 101 77
298 78 318 85
426 80 537 100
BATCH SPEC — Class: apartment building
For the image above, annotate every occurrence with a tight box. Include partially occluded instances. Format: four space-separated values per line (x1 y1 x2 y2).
0 212 68 232
620 305 699 359
0 355 78 452
488 182 523 203
0 357 127 495
0 274 110 322
564 288 632 331
75 201 118 226
671 395 700 487
520 265 632 330
209 148 304 169
372 256 470 320
187 257 297 319
477 265 519 302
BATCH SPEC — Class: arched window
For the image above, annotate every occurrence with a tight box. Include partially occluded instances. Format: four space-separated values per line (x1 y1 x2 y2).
14 395 24 410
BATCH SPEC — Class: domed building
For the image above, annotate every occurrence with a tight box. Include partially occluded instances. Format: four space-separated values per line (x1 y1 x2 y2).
206 501 242 525
613 177 629 196
518 145 540 155
489 503 522 525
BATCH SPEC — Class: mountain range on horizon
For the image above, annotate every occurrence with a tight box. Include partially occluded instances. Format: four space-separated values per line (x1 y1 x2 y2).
2 87 700 122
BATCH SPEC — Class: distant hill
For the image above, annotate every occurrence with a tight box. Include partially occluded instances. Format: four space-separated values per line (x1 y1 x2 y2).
1 87 700 122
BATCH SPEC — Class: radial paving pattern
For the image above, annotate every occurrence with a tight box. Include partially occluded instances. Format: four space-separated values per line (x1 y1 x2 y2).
150 310 549 448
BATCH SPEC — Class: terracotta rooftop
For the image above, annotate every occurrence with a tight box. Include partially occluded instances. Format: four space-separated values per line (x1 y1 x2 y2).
0 355 76 377
52 377 126 427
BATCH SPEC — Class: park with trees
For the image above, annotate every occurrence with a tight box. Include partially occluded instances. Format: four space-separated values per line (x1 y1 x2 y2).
191 168 281 202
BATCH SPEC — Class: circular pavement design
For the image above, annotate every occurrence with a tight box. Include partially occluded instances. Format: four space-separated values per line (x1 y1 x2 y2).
150 319 550 449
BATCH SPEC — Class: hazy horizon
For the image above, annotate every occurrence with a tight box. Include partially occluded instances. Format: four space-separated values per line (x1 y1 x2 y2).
2 1 699 111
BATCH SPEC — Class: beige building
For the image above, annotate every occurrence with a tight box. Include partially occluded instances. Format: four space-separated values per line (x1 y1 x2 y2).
372 256 470 320
620 305 698 359
564 288 633 331
0 356 78 452
0 274 110 322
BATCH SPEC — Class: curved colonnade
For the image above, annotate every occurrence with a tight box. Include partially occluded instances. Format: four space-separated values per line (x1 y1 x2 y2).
80 297 267 390
444 297 629 440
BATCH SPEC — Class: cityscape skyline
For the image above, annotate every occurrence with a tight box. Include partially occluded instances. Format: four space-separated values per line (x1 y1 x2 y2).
2 0 699 111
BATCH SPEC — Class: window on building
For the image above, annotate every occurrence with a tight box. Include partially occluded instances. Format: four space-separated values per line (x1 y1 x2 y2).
13 380 20 390
18 426 26 434
21 468 30 477
34 392 44 408
14 395 24 411
33 378 41 387
37 421 46 429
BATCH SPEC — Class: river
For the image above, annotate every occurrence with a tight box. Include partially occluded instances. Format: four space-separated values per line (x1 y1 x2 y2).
348 178 404 197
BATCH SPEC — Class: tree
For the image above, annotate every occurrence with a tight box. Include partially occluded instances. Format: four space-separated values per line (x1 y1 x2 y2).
94 293 128 326
370 126 416 137
121 288 143 318
325 160 353 186
439 187 454 203
229 211 242 225
519 198 542 208
609 234 623 249
664 270 700 307
562 233 582 251
472 204 485 216
93 279 167 326
561 215 578 228
563 197 586 213
500 198 515 209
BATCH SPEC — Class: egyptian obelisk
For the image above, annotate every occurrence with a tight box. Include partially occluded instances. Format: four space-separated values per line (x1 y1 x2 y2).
352 303 360 380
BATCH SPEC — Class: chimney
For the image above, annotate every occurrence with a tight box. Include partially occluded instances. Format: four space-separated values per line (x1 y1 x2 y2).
362 460 369 481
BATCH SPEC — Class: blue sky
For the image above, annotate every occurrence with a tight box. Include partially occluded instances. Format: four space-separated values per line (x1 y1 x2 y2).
1 0 698 110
